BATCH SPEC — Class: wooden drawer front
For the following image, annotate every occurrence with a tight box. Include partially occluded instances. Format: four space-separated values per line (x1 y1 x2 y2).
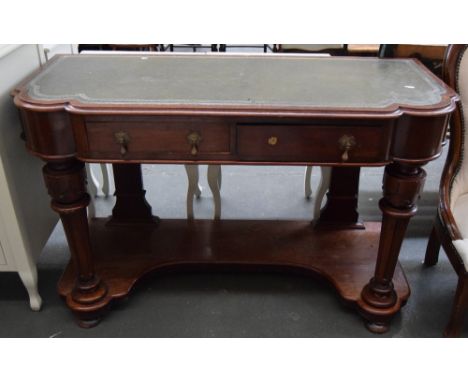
84 120 232 160
237 124 391 163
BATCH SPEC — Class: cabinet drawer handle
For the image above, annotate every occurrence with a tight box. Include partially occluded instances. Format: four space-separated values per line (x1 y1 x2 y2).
115 131 130 157
187 131 202 156
338 135 356 162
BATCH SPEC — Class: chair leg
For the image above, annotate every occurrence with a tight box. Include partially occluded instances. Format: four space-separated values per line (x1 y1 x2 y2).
85 164 99 196
217 167 222 190
87 195 96 219
207 165 222 219
304 166 313 199
85 164 97 218
424 225 441 266
100 163 111 197
444 277 468 337
313 166 332 221
185 164 201 219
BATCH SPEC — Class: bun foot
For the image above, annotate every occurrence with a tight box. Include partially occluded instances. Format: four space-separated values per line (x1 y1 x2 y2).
365 320 389 334
77 317 101 329
75 310 104 329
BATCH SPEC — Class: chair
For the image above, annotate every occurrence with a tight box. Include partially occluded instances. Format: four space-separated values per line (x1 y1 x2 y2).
85 164 112 218
185 164 221 219
424 44 468 337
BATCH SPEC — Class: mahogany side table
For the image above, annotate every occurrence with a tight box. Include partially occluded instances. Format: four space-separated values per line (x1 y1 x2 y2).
13 53 458 332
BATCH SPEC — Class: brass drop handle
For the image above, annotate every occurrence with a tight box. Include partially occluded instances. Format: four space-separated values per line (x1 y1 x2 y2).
338 135 356 162
115 131 130 157
187 131 202 155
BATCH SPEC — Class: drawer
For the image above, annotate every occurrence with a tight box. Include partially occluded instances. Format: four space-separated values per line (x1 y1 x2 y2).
237 124 392 163
81 119 233 160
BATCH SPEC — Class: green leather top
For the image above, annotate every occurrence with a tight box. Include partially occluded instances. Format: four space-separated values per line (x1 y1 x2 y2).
25 54 446 109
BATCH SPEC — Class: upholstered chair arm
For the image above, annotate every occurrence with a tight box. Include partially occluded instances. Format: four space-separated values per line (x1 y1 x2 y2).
439 46 468 242
439 109 465 242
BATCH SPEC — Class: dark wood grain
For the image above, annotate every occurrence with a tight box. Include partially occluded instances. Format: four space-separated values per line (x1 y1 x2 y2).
13 54 459 333
237 122 392 163
57 219 410 327
81 117 233 161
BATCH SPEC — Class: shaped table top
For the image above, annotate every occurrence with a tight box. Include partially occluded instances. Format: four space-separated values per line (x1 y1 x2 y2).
15 53 457 116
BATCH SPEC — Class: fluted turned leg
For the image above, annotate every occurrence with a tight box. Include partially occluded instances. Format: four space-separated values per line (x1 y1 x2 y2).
43 160 107 327
360 163 426 333
424 225 441 266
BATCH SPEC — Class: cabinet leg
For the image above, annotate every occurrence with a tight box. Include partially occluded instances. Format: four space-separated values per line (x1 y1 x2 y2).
360 163 426 333
43 160 108 327
315 167 363 229
18 267 42 311
109 163 158 225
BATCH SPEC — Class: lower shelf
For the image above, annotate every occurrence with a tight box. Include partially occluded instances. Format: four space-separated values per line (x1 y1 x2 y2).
58 218 410 327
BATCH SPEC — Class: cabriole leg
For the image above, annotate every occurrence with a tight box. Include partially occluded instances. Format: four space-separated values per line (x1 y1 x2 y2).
18 267 42 311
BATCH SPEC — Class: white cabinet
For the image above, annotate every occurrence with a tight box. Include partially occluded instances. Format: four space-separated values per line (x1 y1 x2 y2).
0 44 59 310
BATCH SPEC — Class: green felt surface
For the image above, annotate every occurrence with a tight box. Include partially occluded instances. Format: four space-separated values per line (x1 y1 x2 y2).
25 54 445 109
